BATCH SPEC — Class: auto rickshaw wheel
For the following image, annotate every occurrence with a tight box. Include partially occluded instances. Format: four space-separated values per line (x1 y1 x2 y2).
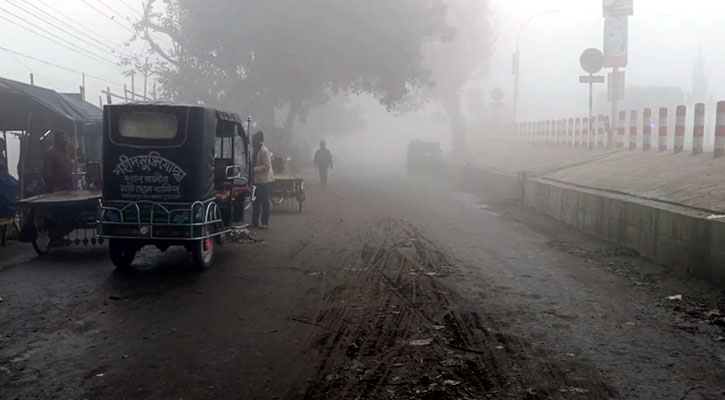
192 237 215 270
109 239 137 271
32 228 52 256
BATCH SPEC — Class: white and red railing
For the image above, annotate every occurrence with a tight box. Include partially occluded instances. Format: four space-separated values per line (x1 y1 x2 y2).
508 101 725 158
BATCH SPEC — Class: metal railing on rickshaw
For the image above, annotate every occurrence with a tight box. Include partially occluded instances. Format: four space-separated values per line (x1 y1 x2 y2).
98 199 227 241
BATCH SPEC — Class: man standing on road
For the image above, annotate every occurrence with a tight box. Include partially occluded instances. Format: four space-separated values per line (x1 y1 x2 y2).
314 140 333 188
252 131 274 229
42 131 74 193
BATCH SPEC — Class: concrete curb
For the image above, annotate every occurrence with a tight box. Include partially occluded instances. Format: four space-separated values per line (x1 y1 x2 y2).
453 162 725 284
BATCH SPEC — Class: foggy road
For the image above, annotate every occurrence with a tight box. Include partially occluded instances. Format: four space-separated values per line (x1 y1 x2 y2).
2 165 725 400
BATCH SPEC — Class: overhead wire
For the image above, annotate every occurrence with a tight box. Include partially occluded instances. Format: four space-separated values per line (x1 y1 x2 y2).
117 0 143 18
0 9 122 70
35 0 129 49
79 0 136 34
1 47 32 71
14 0 134 59
5 0 132 60
0 46 125 86
96 0 138 24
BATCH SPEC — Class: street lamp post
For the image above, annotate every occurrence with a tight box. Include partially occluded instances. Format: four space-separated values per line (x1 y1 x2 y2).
658 14 703 58
512 9 558 124
658 14 705 101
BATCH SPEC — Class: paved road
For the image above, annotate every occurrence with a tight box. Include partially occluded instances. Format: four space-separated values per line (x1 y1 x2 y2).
1 164 724 399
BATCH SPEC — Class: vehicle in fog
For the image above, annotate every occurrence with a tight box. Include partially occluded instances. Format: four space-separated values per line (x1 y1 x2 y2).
98 104 252 270
407 139 442 174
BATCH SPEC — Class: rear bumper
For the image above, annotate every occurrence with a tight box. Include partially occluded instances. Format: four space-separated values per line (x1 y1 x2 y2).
98 199 228 241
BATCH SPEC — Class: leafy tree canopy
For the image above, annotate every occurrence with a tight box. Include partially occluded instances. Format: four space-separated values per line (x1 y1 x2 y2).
135 0 452 133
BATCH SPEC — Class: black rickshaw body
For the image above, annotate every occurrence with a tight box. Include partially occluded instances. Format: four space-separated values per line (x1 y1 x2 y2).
98 103 251 269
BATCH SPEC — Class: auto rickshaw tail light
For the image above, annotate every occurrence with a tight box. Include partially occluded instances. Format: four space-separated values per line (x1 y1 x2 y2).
154 227 184 238
110 227 139 237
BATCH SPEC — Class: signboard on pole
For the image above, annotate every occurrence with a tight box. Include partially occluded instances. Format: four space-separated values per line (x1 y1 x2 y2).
580 76 605 84
608 70 625 101
604 17 628 67
580 48 604 74
603 0 633 17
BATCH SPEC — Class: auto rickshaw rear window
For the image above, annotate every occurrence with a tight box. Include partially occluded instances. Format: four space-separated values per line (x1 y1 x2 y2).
119 112 178 139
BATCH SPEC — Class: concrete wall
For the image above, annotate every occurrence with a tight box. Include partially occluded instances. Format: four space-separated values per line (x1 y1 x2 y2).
523 178 725 282
457 163 725 283
461 165 522 201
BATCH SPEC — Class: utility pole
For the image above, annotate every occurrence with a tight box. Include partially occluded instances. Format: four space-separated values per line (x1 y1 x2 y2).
81 72 86 101
29 73 34 86
579 48 605 150
603 2 632 147
609 67 619 146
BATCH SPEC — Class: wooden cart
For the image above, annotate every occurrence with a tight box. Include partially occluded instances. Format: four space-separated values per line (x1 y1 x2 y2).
18 190 102 255
268 177 305 213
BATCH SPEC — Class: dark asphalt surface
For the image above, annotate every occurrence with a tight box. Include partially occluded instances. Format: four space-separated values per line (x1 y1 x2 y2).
1 164 724 399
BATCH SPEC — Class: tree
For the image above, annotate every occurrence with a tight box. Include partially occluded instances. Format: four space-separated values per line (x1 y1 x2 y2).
134 0 451 144
422 0 494 152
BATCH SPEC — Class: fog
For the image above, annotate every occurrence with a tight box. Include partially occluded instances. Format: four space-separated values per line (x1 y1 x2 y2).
5 3 725 398
1 0 724 169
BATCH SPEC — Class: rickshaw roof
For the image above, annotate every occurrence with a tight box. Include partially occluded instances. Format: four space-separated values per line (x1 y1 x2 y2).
106 102 248 140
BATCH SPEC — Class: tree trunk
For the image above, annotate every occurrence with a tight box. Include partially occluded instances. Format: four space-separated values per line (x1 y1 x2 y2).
284 100 301 138
442 93 466 153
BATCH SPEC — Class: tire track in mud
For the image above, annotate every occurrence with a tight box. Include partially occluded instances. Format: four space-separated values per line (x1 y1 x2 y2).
300 219 616 399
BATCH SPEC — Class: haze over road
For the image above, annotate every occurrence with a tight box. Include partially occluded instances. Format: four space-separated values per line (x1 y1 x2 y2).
2 165 724 399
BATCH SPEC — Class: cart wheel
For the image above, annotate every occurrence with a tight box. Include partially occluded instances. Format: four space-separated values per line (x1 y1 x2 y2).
271 196 285 206
109 239 137 271
32 229 52 256
192 237 215 270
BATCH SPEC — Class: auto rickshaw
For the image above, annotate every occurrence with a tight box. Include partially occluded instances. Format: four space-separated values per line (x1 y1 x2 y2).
98 104 252 270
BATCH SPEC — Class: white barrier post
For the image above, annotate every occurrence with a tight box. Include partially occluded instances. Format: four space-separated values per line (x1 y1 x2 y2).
715 102 725 157
642 108 652 151
658 107 668 152
693 103 705 155
617 111 626 148
674 106 686 153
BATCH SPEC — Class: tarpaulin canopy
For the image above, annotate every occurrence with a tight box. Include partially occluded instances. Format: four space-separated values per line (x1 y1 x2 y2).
0 77 101 132
0 77 103 188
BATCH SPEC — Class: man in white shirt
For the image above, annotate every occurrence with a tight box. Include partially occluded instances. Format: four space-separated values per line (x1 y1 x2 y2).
251 131 274 229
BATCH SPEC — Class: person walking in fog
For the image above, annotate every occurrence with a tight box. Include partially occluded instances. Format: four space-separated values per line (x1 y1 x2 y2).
251 131 274 229
42 131 74 193
314 141 333 188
